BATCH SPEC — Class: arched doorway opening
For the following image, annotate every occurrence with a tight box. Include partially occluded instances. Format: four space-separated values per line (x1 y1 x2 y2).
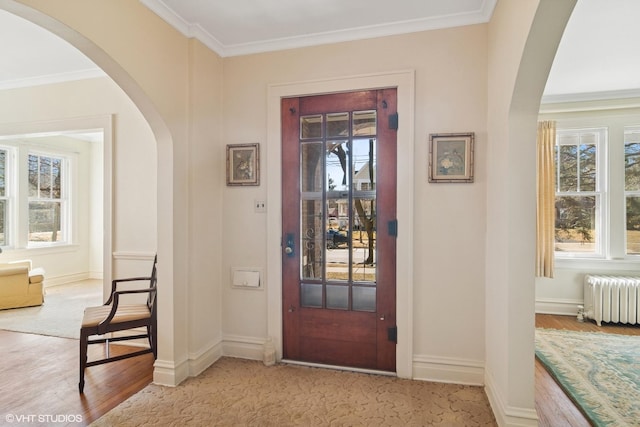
485 1 576 424
0 0 176 384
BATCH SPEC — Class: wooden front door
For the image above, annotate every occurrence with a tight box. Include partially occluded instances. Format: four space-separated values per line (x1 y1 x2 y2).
281 89 397 372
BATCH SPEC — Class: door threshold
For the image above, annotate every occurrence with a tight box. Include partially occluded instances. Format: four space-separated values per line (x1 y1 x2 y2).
281 359 396 377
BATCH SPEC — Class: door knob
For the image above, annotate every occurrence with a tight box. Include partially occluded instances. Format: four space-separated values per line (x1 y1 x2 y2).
285 233 295 257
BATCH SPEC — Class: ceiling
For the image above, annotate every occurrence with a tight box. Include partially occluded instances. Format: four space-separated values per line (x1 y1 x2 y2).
139 0 496 57
1 0 640 101
542 0 640 102
0 9 104 90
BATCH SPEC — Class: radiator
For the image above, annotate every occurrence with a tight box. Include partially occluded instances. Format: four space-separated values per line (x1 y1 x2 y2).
583 275 640 326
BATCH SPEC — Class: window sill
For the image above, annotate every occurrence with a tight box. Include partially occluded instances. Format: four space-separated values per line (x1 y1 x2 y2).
555 256 640 272
2 244 80 257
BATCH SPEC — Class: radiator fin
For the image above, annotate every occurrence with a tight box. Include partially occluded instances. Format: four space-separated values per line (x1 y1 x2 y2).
584 275 640 326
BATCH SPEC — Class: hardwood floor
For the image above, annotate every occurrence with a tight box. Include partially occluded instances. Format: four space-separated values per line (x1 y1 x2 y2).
0 330 153 427
1 314 637 426
535 313 640 427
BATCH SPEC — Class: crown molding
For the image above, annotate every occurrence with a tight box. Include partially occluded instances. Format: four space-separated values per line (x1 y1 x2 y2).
140 0 497 57
542 88 640 105
540 89 640 114
222 5 497 57
139 0 226 55
0 68 105 91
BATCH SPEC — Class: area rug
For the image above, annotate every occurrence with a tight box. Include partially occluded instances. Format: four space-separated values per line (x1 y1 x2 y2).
535 328 640 427
92 357 496 426
0 280 102 339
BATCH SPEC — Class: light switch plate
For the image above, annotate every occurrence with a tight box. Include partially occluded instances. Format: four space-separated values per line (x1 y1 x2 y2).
255 199 266 213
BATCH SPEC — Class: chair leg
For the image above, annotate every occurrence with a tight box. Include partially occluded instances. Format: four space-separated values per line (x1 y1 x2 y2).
79 330 88 393
147 325 156 358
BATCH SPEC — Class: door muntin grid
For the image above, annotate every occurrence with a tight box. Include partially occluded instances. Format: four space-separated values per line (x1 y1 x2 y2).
299 110 377 312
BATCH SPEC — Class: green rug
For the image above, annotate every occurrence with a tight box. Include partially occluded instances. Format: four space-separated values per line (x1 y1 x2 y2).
535 328 640 427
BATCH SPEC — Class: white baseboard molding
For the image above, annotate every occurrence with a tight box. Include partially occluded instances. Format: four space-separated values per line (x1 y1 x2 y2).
188 341 223 377
220 337 488 387
44 272 91 288
485 371 538 427
412 355 484 386
222 334 265 361
149 341 222 386
535 298 582 316
153 358 190 387
109 328 150 348
112 251 156 261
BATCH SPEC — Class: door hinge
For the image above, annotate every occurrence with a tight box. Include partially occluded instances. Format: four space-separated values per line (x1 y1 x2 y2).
388 113 398 130
388 219 398 237
388 326 398 343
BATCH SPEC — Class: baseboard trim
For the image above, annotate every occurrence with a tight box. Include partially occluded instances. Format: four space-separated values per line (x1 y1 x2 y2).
44 272 91 288
485 370 538 427
220 337 488 387
153 358 190 387
535 298 582 316
412 355 484 386
222 334 265 361
108 328 150 348
188 341 223 377
112 251 156 261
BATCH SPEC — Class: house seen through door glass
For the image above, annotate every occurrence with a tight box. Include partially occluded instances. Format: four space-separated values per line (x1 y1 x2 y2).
299 110 377 311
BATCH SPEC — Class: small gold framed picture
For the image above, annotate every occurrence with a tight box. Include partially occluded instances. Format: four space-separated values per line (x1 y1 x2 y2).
226 143 260 186
428 133 474 183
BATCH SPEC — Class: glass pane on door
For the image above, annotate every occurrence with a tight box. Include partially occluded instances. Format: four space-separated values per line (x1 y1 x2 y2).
301 199 323 280
299 110 378 311
352 197 376 282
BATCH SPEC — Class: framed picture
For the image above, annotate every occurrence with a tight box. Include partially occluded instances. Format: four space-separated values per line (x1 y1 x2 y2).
428 132 474 183
227 143 260 186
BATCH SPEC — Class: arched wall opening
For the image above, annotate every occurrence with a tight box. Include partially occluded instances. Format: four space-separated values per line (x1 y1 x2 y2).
484 0 576 424
0 0 178 383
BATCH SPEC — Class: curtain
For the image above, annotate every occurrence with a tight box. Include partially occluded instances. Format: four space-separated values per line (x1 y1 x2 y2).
536 121 556 278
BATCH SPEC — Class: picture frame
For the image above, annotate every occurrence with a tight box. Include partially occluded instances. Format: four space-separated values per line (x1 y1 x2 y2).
428 132 474 183
226 143 260 186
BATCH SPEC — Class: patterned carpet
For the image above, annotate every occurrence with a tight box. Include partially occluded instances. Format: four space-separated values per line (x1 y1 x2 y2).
535 328 640 427
92 357 496 426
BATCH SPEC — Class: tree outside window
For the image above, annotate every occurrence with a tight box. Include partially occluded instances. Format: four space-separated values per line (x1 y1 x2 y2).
554 129 602 254
625 128 640 254
28 154 65 244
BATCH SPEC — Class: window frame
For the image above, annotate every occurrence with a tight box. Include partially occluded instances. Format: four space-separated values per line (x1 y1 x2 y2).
623 125 640 255
554 127 607 259
26 150 71 247
0 146 16 248
539 103 640 271
0 142 75 251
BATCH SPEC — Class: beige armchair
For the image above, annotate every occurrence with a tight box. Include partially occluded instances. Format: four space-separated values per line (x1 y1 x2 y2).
0 260 45 310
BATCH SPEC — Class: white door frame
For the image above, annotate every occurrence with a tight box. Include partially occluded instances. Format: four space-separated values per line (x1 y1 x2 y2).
266 70 415 378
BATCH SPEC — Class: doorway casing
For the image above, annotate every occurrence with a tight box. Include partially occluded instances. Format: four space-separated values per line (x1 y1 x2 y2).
266 70 415 378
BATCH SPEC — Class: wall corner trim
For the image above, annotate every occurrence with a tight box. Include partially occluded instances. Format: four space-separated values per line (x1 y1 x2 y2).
484 371 538 427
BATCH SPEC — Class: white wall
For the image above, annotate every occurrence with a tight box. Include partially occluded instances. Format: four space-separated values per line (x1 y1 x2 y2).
222 26 488 381
0 77 157 284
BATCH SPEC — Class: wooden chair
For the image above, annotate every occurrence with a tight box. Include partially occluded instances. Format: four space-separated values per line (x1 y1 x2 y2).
79 255 157 393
